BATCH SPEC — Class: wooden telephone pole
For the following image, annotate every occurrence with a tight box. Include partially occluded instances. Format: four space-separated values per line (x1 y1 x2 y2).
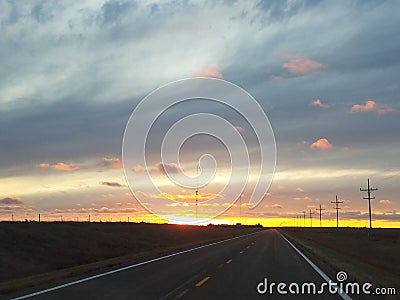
331 195 343 228
315 204 325 227
360 178 378 229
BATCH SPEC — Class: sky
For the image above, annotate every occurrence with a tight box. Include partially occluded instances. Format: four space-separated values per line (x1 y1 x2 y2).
1 0 399 227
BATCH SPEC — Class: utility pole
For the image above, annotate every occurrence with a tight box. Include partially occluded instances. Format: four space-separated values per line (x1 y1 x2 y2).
309 209 315 227
331 195 343 228
239 194 242 220
38 213 41 222
11 213 14 222
128 217 130 223
302 211 306 227
88 215 90 222
315 204 325 227
195 164 199 219
360 178 378 229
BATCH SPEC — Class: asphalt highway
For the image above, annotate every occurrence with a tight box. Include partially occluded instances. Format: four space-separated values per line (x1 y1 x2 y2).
9 229 344 300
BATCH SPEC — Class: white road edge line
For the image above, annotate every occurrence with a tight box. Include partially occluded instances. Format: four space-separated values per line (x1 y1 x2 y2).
11 231 262 300
279 232 352 300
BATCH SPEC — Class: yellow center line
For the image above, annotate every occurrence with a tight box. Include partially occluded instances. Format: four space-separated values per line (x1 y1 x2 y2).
195 276 211 287
226 259 233 264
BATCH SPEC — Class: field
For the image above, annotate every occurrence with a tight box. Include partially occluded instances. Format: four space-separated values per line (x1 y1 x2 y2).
0 222 260 293
279 227 400 293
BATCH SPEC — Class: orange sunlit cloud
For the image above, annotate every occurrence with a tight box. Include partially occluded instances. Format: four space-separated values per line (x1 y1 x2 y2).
379 199 392 205
351 100 394 114
293 196 312 201
270 204 283 209
39 162 78 171
102 157 123 169
282 55 324 74
310 138 333 150
311 99 329 108
131 165 144 173
194 64 224 79
0 196 22 205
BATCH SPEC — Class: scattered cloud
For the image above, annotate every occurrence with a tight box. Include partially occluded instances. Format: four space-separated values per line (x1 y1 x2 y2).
311 99 329 108
39 162 78 171
271 75 284 81
351 100 394 114
102 157 123 169
194 64 223 79
296 188 305 193
155 162 184 174
379 199 391 205
0 196 22 205
135 191 222 202
100 181 125 188
293 196 312 201
341 147 350 154
168 202 190 207
282 55 324 74
234 126 245 132
271 204 283 209
310 138 333 150
131 165 144 173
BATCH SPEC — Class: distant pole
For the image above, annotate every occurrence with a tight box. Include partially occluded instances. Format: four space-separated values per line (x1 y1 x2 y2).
302 211 306 227
309 209 315 227
360 178 378 229
128 217 130 223
315 204 325 227
38 213 41 222
195 164 199 219
11 213 14 222
239 194 242 220
331 195 343 228
88 215 90 222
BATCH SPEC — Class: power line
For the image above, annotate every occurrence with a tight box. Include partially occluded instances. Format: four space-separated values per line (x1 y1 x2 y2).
360 178 378 229
331 195 343 228
315 204 325 227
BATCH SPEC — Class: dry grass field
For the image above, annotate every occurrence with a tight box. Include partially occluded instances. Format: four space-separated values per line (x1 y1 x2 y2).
0 222 260 293
280 227 399 294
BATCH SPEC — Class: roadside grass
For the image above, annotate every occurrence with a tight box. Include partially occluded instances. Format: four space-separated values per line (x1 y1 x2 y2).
279 227 399 293
0 222 261 294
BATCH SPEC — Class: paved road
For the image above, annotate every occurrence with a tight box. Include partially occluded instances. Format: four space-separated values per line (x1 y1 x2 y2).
9 229 343 299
